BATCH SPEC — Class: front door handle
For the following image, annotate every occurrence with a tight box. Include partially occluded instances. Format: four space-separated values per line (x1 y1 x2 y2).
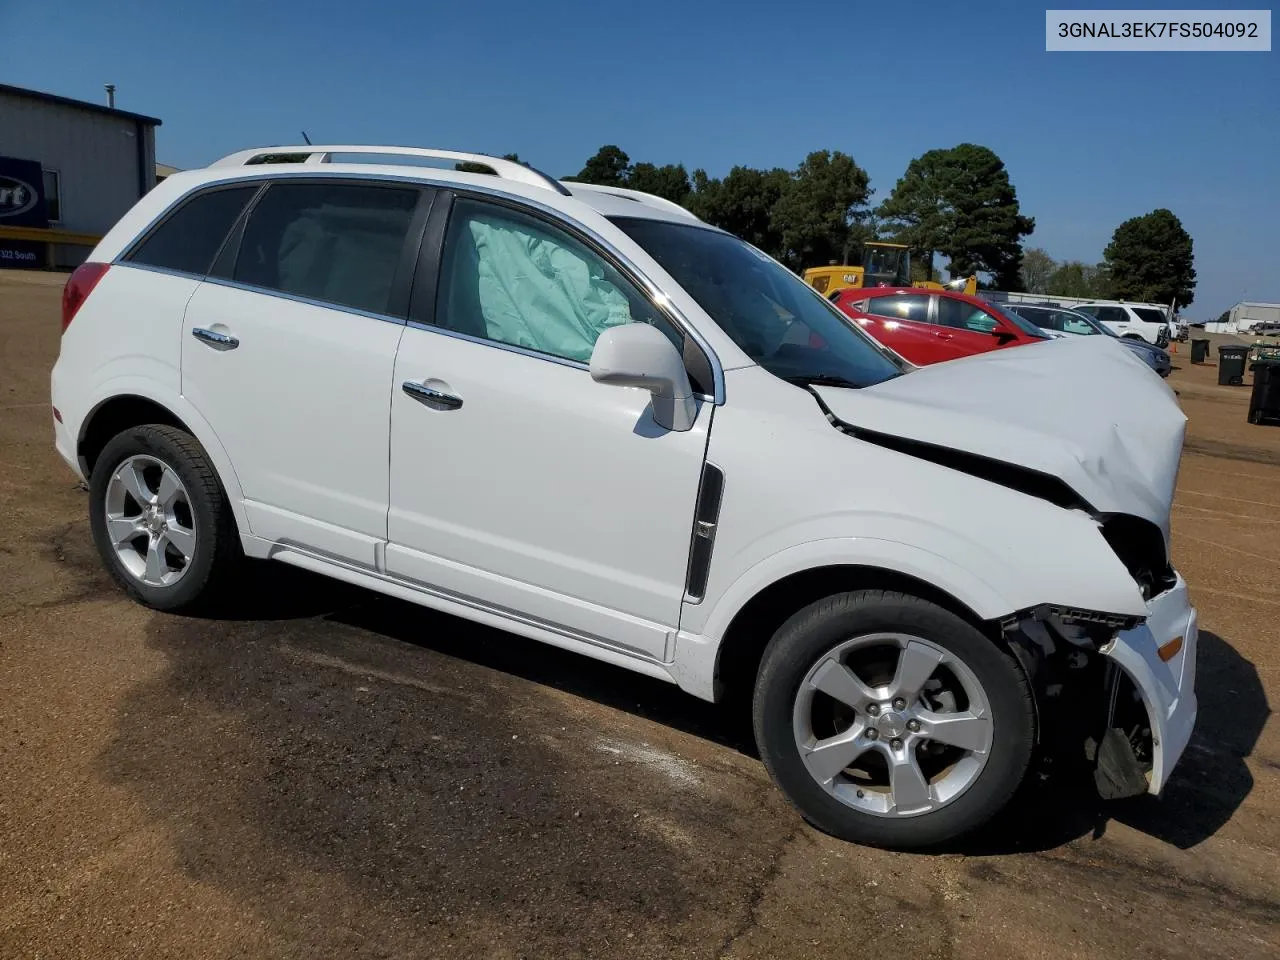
192 327 239 350
935 331 955 341
402 380 463 410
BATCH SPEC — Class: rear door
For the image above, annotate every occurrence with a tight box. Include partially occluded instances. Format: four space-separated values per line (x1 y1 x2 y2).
180 178 432 566
384 194 712 660
1092 305 1134 338
844 293 950 363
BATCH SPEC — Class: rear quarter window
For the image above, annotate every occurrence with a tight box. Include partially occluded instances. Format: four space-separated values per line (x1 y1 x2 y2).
125 186 259 275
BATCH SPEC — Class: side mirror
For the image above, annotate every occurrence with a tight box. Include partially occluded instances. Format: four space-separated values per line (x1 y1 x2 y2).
589 323 697 432
992 327 1017 343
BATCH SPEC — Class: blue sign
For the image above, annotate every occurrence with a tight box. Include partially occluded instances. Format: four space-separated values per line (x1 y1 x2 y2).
0 238 43 267
0 155 48 229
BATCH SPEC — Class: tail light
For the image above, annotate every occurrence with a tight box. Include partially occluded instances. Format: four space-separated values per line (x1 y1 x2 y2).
61 262 109 333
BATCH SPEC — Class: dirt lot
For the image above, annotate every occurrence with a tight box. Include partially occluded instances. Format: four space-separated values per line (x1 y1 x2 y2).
2 269 1277 959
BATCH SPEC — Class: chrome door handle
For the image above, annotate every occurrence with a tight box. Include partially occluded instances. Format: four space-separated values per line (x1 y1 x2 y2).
402 380 463 410
192 327 239 350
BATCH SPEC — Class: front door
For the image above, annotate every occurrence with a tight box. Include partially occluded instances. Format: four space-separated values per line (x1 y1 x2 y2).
386 196 711 660
181 178 430 566
933 296 1018 353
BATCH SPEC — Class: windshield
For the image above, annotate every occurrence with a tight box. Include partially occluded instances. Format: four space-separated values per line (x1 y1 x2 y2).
1134 307 1168 325
611 217 906 389
863 245 908 285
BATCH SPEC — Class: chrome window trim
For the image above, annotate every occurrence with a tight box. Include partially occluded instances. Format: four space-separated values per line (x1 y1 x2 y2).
200 275 408 325
122 169 726 404
405 319 588 371
111 261 407 326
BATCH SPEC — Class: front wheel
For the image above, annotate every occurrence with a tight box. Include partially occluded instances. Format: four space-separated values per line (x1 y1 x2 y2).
753 590 1035 849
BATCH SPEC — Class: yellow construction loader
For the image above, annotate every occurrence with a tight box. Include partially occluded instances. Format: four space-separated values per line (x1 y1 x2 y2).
803 242 977 297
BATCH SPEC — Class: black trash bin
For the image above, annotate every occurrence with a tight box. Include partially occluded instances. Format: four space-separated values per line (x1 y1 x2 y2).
1249 358 1280 424
1218 344 1249 385
1191 338 1210 363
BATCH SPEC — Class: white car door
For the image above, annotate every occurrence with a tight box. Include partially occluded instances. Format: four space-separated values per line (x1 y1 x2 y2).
181 178 432 567
386 195 713 661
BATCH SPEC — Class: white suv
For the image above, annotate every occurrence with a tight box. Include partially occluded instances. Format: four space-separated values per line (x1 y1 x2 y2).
51 145 1197 849
1074 302 1171 347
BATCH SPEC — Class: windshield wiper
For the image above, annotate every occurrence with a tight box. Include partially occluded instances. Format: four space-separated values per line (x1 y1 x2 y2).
782 373 862 389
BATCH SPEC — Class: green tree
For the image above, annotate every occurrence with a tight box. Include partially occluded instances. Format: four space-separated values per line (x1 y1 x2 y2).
879 143 1034 286
1046 261 1098 298
627 162 691 204
685 165 791 259
770 150 872 270
1020 247 1056 294
1088 261 1114 299
1103 208 1197 306
568 145 631 186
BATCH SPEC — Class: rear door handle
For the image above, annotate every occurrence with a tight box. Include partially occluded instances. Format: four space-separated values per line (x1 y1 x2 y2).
192 327 239 350
402 380 463 410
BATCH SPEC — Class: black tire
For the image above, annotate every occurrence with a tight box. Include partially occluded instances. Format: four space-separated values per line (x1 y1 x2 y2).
752 589 1035 850
88 424 241 612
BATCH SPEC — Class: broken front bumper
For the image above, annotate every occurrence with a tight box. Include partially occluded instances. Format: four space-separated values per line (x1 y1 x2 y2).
1100 573 1198 794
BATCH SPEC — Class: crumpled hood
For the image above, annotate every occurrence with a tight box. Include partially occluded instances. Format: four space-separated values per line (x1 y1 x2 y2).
814 336 1187 545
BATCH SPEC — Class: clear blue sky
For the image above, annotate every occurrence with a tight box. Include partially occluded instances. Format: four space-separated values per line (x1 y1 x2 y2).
4 0 1276 316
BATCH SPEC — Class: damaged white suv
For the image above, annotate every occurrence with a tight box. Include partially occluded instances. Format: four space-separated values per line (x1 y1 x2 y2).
51 146 1197 849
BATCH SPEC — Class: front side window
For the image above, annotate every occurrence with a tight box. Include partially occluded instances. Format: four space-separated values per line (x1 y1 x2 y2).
1054 310 1098 335
864 294 930 323
434 198 681 364
234 181 420 316
612 217 904 389
936 297 997 333
127 186 258 275
1017 308 1061 331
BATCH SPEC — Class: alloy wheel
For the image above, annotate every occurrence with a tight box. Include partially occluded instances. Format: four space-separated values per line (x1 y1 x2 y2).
103 454 197 587
791 632 994 818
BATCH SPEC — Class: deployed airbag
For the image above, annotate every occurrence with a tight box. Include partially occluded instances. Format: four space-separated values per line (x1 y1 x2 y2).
464 213 635 362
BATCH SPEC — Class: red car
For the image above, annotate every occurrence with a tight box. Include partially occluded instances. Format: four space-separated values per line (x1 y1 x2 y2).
832 287 1051 365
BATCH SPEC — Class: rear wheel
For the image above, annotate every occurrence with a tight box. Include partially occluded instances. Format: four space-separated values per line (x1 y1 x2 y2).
753 590 1035 849
88 424 241 612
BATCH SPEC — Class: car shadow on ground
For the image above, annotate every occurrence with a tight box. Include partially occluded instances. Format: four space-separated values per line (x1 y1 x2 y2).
957 628 1269 855
183 564 1269 855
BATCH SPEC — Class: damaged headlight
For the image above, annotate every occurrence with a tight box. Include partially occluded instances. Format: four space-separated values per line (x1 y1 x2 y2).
1099 515 1176 601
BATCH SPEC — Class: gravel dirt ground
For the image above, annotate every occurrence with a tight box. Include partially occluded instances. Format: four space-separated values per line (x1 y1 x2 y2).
2 269 1277 959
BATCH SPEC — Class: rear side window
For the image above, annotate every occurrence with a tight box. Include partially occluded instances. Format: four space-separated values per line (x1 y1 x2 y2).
1096 306 1129 324
864 294 929 323
233 182 420 316
1133 308 1167 325
127 186 258 275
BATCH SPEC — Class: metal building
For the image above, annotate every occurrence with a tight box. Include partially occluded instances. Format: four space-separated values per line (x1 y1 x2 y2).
0 82 161 269
1229 301 1280 333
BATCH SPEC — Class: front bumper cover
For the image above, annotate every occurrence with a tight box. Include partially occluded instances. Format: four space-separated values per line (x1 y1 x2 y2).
1100 573 1198 794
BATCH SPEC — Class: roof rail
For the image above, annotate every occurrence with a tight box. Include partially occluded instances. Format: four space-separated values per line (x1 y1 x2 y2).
564 181 703 223
208 145 571 196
